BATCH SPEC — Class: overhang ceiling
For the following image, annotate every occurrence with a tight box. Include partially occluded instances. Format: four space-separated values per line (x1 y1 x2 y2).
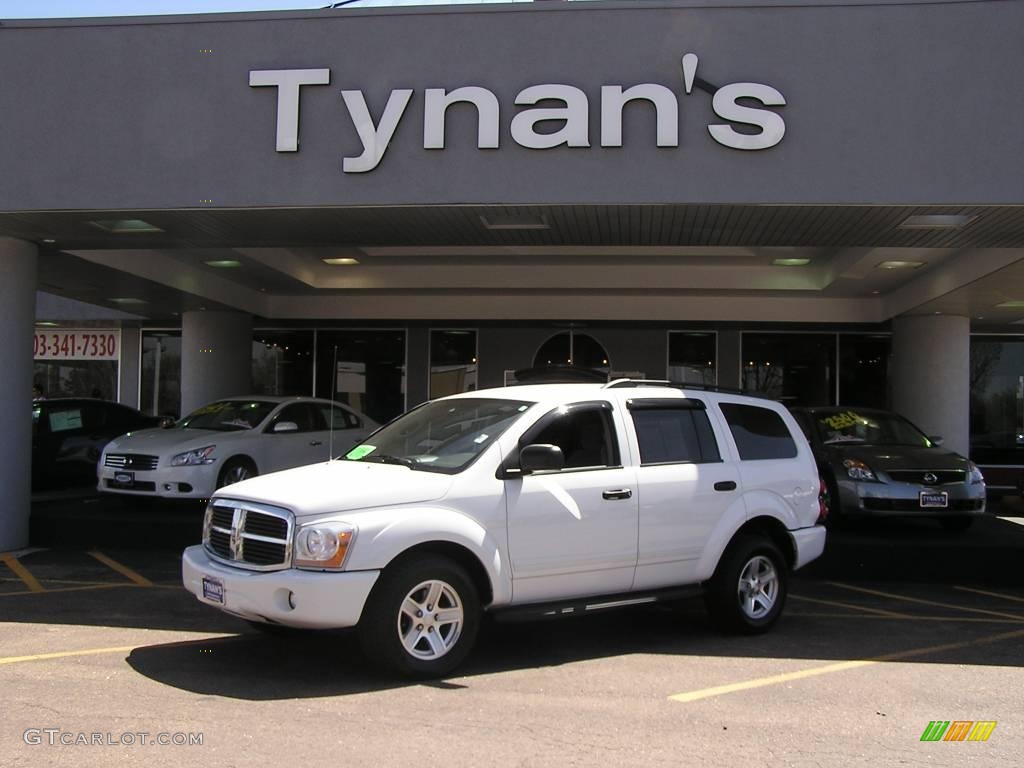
4 204 1023 326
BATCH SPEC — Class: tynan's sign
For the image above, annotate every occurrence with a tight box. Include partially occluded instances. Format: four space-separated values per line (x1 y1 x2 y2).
250 53 786 173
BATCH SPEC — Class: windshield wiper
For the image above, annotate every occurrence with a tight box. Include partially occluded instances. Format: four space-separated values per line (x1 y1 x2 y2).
358 453 417 468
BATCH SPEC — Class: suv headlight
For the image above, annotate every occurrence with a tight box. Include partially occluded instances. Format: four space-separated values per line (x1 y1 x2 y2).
968 461 985 485
294 522 355 570
170 445 217 467
843 458 877 482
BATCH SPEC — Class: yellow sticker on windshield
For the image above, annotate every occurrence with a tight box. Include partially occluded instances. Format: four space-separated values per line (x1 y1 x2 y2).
345 444 376 460
822 411 864 430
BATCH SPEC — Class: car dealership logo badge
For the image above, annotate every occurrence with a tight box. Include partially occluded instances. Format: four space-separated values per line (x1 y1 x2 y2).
250 53 787 172
923 472 938 484
920 721 997 742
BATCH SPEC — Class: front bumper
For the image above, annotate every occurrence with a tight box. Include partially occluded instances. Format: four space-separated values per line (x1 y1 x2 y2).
98 462 221 499
837 479 986 518
181 545 380 629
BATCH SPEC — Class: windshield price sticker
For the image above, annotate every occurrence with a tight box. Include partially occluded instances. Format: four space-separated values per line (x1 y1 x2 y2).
34 330 120 361
346 444 377 460
822 411 864 431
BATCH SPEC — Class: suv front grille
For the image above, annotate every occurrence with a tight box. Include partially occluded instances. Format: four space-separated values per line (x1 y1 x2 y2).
105 453 159 471
204 502 292 571
886 470 966 485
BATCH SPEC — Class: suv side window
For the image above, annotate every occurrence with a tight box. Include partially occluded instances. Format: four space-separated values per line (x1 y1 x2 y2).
525 404 620 469
719 403 798 460
629 403 721 465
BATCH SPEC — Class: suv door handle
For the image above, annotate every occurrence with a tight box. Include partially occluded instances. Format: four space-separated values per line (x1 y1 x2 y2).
602 488 632 500
714 481 737 492
309 440 323 447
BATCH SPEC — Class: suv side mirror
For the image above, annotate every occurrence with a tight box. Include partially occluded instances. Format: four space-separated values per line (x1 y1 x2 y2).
928 435 944 447
273 421 299 433
519 443 565 474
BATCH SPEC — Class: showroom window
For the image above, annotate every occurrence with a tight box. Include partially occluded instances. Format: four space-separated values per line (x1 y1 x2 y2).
668 331 716 385
33 327 120 401
315 329 406 425
140 331 181 418
533 332 610 374
741 332 836 406
430 329 478 398
970 335 1024 467
252 329 314 396
839 334 890 408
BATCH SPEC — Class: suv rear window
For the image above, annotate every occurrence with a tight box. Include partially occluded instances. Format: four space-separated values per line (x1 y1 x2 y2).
630 407 721 465
719 403 797 460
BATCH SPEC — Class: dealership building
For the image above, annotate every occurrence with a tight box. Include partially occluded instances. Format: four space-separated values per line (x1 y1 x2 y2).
2 0 1023 549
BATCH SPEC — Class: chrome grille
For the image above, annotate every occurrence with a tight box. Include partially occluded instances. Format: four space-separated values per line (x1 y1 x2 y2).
887 469 966 485
203 501 292 571
105 453 159 471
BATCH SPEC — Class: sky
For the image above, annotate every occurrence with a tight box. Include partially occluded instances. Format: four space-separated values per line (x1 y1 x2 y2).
0 0 538 20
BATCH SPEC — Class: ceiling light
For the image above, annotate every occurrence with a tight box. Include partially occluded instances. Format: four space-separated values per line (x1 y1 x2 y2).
995 300 1024 309
108 297 148 305
204 259 241 268
479 214 550 231
35 321 60 327
322 257 360 266
771 258 811 267
898 214 977 229
877 261 924 270
41 238 56 244
89 218 163 234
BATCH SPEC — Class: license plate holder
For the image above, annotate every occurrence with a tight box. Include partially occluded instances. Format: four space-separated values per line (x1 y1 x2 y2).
920 491 949 508
113 471 134 485
201 576 224 604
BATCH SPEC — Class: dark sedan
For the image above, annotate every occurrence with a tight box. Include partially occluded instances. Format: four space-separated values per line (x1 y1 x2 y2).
32 398 163 491
790 407 986 532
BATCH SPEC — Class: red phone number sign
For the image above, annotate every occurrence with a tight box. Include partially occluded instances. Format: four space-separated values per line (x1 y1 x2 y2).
34 330 120 361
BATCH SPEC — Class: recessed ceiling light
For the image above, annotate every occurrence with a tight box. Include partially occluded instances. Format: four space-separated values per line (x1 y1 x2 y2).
480 214 550 231
204 259 241 268
898 214 977 229
871 290 881 295
89 218 163 234
35 321 60 327
877 260 925 270
108 297 148 305
995 300 1024 309
772 258 811 267
41 238 56 244
322 257 360 266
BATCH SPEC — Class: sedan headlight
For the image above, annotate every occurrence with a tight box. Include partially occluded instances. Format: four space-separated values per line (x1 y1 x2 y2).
968 461 985 485
170 445 217 467
843 458 877 482
294 522 355 570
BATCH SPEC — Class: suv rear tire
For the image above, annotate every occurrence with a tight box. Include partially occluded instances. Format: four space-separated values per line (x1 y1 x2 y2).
358 555 480 678
705 535 788 634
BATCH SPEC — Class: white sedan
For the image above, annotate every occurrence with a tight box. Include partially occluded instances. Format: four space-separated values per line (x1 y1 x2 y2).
98 396 378 499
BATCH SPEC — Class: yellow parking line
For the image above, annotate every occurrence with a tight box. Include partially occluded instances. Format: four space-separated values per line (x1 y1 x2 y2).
0 584 135 598
669 627 1024 704
826 581 1024 622
0 646 138 666
88 551 153 587
0 554 45 593
954 586 1024 604
791 611 1024 624
790 593 911 618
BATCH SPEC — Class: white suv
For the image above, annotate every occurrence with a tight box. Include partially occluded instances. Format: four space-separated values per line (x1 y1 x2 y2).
182 381 826 676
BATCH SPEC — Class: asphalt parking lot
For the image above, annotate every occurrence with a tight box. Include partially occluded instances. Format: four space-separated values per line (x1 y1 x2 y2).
2 495 1022 767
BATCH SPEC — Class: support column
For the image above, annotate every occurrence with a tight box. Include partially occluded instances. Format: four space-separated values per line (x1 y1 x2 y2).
891 314 970 456
180 310 253 416
0 238 37 551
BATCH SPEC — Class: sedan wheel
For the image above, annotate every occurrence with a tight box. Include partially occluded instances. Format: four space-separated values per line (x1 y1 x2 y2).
217 459 256 489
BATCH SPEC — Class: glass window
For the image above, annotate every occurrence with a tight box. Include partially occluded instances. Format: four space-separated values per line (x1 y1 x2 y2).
252 330 314 396
720 403 798 460
668 332 716 385
742 333 835 406
533 332 610 374
270 403 324 433
178 400 277 432
631 407 721 464
526 406 620 469
839 335 890 408
317 403 362 430
316 330 406 426
344 397 532 474
430 330 478 398
33 360 117 401
141 331 181 418
970 336 1024 466
810 409 930 447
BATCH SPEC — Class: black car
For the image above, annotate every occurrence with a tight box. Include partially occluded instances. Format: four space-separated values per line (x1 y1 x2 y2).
790 406 986 532
32 398 163 491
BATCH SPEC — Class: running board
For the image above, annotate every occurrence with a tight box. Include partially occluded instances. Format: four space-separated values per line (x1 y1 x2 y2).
491 585 705 623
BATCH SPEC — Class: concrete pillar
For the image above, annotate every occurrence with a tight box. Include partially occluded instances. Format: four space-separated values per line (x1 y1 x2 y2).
118 325 141 408
891 314 970 456
180 310 253 416
0 238 37 551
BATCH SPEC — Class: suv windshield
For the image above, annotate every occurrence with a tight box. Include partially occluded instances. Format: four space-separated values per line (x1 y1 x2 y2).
178 400 277 432
344 397 533 474
814 410 931 447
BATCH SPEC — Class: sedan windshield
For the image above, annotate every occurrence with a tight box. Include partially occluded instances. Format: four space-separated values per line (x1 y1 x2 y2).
814 410 931 447
344 397 533 474
178 400 277 432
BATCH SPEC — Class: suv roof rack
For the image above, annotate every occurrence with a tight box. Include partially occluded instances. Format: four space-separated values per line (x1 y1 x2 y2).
602 379 773 400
